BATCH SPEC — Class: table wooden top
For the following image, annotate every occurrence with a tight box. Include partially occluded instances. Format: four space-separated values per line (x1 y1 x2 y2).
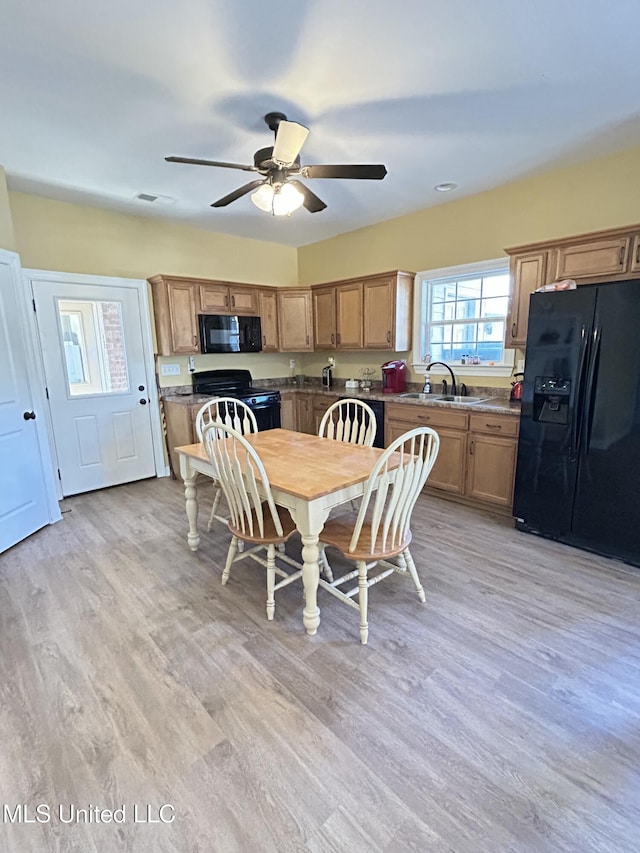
176 428 397 501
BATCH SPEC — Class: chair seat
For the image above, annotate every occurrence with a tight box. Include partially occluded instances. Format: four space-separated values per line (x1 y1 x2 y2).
321 513 412 561
228 503 297 545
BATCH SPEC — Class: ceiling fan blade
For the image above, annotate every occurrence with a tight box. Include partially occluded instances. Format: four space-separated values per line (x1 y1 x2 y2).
289 181 327 213
301 164 387 180
272 121 310 166
166 156 256 172
210 180 266 208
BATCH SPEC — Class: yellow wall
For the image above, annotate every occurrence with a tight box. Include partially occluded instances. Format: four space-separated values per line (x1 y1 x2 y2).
0 167 16 251
156 352 297 389
298 145 640 284
9 191 298 285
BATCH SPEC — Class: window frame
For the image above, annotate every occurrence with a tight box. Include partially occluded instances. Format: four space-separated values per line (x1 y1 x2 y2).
411 258 514 378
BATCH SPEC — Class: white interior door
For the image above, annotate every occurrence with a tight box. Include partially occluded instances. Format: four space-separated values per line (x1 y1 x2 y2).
33 279 157 496
0 252 55 552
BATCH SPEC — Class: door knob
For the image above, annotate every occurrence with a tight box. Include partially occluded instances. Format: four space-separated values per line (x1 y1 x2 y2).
23 411 37 420
139 399 147 405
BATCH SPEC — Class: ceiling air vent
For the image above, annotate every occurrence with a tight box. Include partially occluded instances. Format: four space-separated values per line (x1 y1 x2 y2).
135 193 176 205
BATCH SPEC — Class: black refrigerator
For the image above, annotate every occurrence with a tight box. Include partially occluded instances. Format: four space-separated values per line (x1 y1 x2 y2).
513 278 640 567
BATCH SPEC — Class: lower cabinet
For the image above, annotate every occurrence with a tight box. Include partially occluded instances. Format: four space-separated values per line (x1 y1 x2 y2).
163 399 203 478
465 414 518 508
385 403 519 512
280 392 296 431
295 393 315 434
313 394 339 435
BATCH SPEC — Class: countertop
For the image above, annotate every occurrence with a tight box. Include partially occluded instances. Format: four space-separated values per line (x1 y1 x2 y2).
162 384 520 417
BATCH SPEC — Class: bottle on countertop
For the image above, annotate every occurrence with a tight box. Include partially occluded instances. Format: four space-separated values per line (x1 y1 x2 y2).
422 372 431 394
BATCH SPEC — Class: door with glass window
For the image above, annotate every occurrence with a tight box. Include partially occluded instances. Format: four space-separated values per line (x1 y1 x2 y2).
33 281 156 496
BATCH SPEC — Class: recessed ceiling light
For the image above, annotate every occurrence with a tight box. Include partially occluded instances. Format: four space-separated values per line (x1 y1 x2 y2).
434 182 458 193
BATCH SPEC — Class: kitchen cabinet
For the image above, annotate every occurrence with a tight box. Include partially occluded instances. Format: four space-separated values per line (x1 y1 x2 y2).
551 236 631 282
385 402 519 511
466 414 518 508
149 276 199 356
259 289 279 352
163 398 203 477
505 223 640 349
386 404 469 495
312 394 340 435
278 289 314 351
310 271 413 352
505 251 547 350
313 287 337 349
199 282 258 315
363 274 412 350
295 393 314 434
631 234 640 274
280 391 296 430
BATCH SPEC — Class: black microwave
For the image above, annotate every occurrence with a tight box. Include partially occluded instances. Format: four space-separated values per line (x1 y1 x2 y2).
198 314 262 354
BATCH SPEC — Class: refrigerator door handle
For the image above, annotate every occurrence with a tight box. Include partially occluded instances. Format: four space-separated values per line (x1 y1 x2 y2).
581 324 602 455
570 324 589 461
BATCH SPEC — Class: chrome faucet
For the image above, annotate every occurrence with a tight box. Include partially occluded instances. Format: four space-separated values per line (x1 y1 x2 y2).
426 361 458 396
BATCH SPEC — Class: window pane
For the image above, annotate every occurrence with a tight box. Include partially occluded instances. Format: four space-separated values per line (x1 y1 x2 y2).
478 320 504 341
455 298 479 320
431 283 456 302
480 296 509 318
58 299 130 397
482 274 510 297
457 278 482 300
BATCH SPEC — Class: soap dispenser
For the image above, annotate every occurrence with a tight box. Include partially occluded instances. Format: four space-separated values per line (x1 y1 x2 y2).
422 372 431 394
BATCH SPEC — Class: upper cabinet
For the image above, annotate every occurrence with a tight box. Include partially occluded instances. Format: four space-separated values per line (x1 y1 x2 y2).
310 271 413 352
505 223 640 349
149 276 199 355
199 282 258 315
277 289 314 351
258 289 279 352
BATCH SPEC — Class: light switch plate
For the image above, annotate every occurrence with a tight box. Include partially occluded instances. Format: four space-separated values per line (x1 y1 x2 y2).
161 364 181 376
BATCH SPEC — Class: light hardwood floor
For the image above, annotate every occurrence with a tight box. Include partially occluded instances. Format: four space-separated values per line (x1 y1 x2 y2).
1 477 639 852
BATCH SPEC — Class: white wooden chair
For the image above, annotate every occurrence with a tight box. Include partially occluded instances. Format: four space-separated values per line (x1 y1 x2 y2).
195 397 258 531
318 398 377 447
202 422 303 620
318 426 440 644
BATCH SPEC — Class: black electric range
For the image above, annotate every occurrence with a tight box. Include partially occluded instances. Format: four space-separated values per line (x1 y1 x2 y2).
191 369 281 431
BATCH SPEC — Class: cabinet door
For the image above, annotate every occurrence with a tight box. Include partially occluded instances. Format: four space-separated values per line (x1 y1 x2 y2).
336 283 363 349
280 393 296 430
466 433 517 507
199 283 230 313
259 290 279 352
630 234 640 274
278 290 313 351
313 395 339 435
167 282 199 353
313 287 336 349
295 394 314 434
553 236 631 281
363 278 395 349
229 286 258 315
506 252 547 349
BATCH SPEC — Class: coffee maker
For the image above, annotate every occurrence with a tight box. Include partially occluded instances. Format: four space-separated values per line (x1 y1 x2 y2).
322 365 333 388
381 360 407 394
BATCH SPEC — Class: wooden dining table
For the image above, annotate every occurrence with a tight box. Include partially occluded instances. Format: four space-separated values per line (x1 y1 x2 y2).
175 428 400 636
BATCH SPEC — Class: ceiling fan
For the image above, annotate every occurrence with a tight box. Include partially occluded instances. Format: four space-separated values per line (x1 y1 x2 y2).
165 112 387 216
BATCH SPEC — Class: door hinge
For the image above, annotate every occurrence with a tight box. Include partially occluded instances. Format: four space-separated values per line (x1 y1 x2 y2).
57 468 61 480
45 387 49 399
32 298 36 312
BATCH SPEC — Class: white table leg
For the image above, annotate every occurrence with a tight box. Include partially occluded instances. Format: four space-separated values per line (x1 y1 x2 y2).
290 501 328 636
179 455 200 551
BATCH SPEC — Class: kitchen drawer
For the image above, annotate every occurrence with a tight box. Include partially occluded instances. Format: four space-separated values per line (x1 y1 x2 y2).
469 413 519 437
386 403 468 431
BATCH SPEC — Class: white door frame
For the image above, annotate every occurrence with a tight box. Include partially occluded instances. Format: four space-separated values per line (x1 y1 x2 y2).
0 249 61 526
22 269 168 499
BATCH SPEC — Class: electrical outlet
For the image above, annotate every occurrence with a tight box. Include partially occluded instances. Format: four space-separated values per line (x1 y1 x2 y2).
160 364 180 376
289 359 296 369
516 358 525 373
187 356 196 373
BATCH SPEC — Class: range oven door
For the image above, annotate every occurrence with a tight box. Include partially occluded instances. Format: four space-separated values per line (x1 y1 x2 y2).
246 398 281 431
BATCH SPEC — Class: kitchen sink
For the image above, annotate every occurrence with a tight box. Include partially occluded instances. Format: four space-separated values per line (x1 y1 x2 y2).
400 392 486 404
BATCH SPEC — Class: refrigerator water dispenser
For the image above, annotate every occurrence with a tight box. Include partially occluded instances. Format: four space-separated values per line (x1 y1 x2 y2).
533 377 571 425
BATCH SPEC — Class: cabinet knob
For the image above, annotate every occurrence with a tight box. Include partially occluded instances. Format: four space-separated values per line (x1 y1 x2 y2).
511 322 517 338
231 295 236 307
386 330 391 342
485 423 502 430
331 333 334 344
619 246 626 266
263 335 266 345
193 335 197 345
469 440 474 455
306 335 309 345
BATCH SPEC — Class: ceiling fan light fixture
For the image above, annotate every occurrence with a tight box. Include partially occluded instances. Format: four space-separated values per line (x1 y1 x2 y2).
251 182 304 216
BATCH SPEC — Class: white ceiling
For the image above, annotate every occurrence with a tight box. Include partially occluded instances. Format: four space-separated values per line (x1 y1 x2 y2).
2 0 640 248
